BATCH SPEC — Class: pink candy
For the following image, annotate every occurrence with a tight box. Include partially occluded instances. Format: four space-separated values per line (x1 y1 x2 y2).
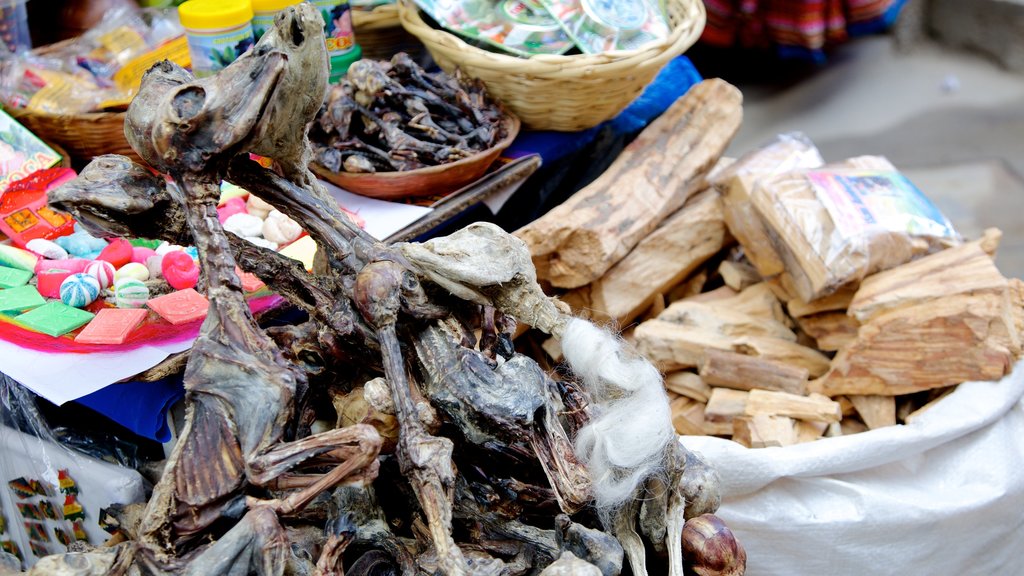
85 260 116 289
217 197 248 224
97 238 133 268
131 246 156 264
162 251 199 290
35 257 90 275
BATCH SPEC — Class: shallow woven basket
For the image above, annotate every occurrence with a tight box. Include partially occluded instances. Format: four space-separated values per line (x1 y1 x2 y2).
353 3 425 61
398 0 705 131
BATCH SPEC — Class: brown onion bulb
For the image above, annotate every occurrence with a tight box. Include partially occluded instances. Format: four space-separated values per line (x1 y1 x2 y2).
681 514 747 576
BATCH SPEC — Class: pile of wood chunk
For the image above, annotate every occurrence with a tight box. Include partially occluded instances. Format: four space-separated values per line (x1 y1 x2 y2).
516 82 1024 449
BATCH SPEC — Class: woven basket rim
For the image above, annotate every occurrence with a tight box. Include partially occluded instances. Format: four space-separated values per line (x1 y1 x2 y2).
353 3 402 30
397 0 704 75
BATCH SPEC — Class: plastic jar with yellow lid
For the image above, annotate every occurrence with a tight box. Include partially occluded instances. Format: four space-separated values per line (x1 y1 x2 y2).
252 0 304 41
178 0 255 78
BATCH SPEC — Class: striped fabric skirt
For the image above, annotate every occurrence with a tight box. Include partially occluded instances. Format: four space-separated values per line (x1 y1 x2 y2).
700 0 907 60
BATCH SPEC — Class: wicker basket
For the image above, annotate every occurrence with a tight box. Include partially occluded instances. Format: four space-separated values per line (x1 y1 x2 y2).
353 3 425 61
398 0 705 131
4 107 136 163
2 37 138 164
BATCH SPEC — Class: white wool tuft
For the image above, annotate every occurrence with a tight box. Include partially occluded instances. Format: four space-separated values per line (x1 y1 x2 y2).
561 318 673 510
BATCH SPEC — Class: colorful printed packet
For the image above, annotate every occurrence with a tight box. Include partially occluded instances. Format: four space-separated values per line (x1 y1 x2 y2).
538 0 670 53
414 0 574 56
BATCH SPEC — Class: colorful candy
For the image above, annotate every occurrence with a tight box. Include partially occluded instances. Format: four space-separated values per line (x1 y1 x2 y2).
114 262 150 283
114 278 150 308
131 246 156 264
147 288 209 325
224 213 264 238
262 210 303 245
25 238 68 260
85 260 116 289
16 301 95 337
55 230 107 259
97 238 133 268
0 243 40 271
59 273 101 308
75 308 148 345
35 269 74 299
161 251 199 290
155 242 186 257
217 196 248 224
145 254 164 280
246 193 274 219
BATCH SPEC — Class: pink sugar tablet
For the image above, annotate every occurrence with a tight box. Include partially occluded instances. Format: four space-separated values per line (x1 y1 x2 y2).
74 308 148 344
146 288 209 325
97 238 133 268
131 246 156 264
235 267 265 293
36 269 74 299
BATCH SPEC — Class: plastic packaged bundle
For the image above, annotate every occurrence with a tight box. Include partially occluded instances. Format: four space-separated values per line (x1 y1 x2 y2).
0 376 145 569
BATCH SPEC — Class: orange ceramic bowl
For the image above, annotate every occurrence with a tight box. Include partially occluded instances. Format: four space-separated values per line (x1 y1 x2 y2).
312 114 521 201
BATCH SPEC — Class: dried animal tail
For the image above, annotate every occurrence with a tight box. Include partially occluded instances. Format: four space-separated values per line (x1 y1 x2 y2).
560 318 673 513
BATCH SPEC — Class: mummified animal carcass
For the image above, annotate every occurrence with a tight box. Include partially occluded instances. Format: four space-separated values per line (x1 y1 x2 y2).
41 5 743 575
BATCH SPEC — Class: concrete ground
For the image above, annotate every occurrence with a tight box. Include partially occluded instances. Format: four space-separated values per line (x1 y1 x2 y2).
697 34 1024 278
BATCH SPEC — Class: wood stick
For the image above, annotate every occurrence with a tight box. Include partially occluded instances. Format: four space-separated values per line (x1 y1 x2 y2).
670 396 706 436
656 300 797 342
719 260 761 291
787 286 857 318
634 319 831 375
811 292 1018 396
699 348 809 395
795 420 828 443
847 230 1005 323
560 189 729 326
848 395 896 429
515 79 743 289
744 390 842 423
704 388 749 424
732 415 798 448
795 312 859 351
664 371 711 402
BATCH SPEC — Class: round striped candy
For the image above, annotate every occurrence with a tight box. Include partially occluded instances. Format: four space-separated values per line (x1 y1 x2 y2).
60 273 101 308
85 260 116 289
114 278 150 309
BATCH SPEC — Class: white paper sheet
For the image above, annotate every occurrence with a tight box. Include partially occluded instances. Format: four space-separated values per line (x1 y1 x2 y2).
323 181 433 240
682 365 1024 576
0 336 194 406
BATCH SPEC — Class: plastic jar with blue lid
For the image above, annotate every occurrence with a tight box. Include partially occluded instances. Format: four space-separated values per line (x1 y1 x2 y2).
178 0 255 78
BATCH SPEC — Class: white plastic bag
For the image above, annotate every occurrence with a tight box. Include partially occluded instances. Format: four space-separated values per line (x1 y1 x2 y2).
682 363 1024 575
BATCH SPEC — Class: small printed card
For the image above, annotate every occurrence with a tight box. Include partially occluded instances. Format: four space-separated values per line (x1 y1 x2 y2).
0 109 61 193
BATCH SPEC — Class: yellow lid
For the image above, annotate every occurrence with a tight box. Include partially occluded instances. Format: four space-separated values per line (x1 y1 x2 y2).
251 0 304 12
178 0 254 30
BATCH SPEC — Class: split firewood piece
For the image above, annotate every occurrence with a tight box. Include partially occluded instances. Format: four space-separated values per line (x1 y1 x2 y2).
718 260 761 292
787 286 857 319
840 418 869 436
847 229 1004 323
666 270 710 303
664 372 711 402
719 175 787 278
515 79 743 289
744 390 842 423
706 282 791 326
795 420 828 443
812 291 1018 396
670 396 706 436
1010 278 1024 338
704 388 749 428
847 395 896 430
732 415 798 448
559 189 729 325
795 312 859 351
699 349 809 395
656 300 797 342
634 319 831 376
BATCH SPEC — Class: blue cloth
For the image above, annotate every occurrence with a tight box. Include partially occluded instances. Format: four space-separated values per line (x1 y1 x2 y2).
70 56 703 445
505 55 703 164
75 376 184 443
